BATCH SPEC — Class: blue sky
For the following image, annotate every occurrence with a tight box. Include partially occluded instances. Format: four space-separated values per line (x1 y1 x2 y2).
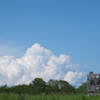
0 0 100 88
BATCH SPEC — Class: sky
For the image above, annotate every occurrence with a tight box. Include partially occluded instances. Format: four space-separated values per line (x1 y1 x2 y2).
0 0 100 88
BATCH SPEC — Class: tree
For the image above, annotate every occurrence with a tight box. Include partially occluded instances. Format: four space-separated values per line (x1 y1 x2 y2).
21 84 29 94
14 85 22 95
75 81 87 94
58 80 75 94
45 84 52 95
0 84 8 93
30 78 46 94
28 83 33 94
47 79 60 94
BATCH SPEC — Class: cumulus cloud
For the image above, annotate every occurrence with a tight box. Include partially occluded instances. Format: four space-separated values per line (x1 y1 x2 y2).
0 43 85 87
64 71 83 85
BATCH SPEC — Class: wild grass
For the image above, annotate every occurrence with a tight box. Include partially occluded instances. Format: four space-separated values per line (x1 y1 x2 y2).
0 92 100 100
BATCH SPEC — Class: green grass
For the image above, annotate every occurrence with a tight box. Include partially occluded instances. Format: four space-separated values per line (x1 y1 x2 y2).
0 93 100 100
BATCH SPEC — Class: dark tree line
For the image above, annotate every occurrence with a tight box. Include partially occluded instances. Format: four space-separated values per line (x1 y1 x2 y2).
0 78 87 95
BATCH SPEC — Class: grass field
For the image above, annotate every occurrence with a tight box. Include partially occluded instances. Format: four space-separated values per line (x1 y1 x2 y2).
0 93 100 100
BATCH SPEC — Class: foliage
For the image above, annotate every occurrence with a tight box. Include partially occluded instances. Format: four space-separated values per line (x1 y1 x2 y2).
47 79 60 94
75 81 87 94
0 92 100 100
58 80 76 94
0 78 87 95
30 78 46 95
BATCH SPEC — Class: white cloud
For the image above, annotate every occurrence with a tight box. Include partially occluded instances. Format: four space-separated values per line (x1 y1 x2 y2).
0 43 85 87
66 63 80 71
64 71 83 85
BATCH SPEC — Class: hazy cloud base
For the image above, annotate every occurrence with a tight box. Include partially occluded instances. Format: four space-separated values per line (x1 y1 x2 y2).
0 43 85 88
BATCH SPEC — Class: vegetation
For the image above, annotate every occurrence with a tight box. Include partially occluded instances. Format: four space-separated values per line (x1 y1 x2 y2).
1 78 98 100
0 78 77 95
75 81 87 94
0 92 99 100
